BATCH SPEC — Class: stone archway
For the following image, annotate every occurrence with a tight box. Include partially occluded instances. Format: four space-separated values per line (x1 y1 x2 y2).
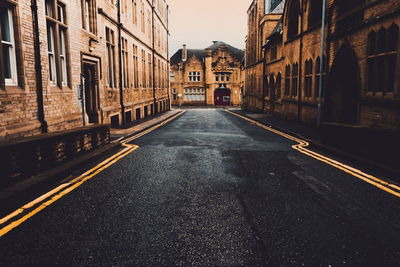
214 88 231 106
325 44 360 124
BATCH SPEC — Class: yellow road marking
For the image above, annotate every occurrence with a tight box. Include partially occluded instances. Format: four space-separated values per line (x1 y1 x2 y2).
0 183 71 226
0 110 185 238
226 110 400 198
122 110 186 144
0 144 138 237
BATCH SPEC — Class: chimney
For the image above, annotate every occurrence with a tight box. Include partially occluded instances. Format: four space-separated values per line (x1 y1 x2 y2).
182 44 187 62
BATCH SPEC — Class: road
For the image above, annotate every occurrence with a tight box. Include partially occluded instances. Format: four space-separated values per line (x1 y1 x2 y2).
0 109 399 266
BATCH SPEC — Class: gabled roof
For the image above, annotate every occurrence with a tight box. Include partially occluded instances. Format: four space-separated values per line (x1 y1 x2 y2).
170 41 244 65
170 49 207 65
206 41 245 61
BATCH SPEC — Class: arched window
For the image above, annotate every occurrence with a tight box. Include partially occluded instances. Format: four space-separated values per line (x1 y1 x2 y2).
276 73 282 99
287 0 300 39
367 31 376 56
314 57 326 98
264 74 269 97
285 65 291 96
269 74 275 98
292 63 299 96
377 28 387 92
308 0 323 28
304 59 313 97
367 31 377 92
387 24 398 93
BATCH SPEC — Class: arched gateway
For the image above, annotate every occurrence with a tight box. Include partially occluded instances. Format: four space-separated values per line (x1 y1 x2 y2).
325 44 360 124
214 88 231 106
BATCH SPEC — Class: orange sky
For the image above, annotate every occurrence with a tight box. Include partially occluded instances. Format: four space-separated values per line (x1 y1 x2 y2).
168 0 253 55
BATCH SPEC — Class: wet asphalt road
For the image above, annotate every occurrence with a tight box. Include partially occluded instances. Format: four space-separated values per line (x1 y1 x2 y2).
0 109 400 266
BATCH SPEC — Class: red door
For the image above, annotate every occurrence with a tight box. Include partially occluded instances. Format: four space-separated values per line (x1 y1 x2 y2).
214 89 231 106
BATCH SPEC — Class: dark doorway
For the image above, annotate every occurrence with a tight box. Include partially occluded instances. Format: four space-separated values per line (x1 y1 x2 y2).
214 89 231 106
136 108 141 121
83 62 99 124
144 106 148 118
150 104 154 116
125 111 132 124
325 44 360 124
110 115 119 128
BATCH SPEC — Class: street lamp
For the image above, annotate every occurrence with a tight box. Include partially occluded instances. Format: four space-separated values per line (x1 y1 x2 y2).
178 63 182 108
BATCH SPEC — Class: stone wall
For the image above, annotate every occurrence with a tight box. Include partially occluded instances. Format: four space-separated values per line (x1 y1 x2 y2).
0 125 110 186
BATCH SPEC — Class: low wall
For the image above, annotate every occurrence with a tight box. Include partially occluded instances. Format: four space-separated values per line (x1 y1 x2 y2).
0 125 110 186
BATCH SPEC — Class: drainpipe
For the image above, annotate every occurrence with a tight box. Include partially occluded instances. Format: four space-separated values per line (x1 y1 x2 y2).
152 1 157 115
166 5 170 111
117 0 126 128
317 0 328 128
297 4 304 122
261 45 267 113
31 0 48 133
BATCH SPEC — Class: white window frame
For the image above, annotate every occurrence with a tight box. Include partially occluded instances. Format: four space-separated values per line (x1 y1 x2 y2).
188 71 200 82
1 8 18 85
84 0 90 31
59 29 67 85
47 24 57 83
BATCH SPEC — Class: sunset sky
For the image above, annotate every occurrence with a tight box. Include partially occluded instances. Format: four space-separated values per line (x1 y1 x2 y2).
168 0 253 55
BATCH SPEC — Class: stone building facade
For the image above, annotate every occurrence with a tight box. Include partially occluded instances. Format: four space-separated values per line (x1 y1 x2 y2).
244 0 400 131
0 0 170 140
170 42 244 106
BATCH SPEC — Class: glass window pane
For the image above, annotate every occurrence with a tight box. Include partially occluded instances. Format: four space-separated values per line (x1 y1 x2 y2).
57 4 64 23
2 45 11 78
46 0 54 17
0 10 11 42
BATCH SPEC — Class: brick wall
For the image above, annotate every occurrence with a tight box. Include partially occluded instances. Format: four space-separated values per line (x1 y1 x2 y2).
245 0 400 130
0 0 170 139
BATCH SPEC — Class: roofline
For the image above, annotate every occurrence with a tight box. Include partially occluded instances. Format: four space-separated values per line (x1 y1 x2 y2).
247 0 258 13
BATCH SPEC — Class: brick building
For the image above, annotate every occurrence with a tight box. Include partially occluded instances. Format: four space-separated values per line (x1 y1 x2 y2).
244 0 400 131
244 0 284 111
0 0 170 140
170 41 244 106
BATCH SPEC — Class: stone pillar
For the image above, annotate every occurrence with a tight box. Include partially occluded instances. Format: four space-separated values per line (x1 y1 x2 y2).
205 49 214 106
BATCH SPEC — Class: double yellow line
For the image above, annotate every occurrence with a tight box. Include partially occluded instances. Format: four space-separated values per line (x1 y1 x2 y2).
0 110 186 238
226 110 400 198
121 110 186 144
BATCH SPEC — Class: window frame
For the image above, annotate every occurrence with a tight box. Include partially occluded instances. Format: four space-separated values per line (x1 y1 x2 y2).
0 7 18 87
121 37 129 88
366 25 398 95
189 71 201 82
105 26 116 88
82 0 96 34
304 59 313 98
45 0 70 87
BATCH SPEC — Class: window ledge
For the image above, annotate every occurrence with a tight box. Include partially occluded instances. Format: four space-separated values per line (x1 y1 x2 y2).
0 85 25 94
82 29 98 40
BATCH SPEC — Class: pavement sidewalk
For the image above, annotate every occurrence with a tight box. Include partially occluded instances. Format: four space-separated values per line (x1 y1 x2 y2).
228 108 400 179
229 108 321 142
0 109 183 205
